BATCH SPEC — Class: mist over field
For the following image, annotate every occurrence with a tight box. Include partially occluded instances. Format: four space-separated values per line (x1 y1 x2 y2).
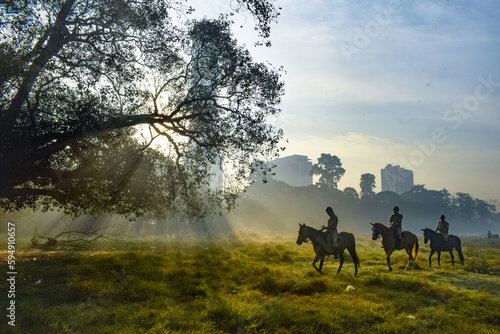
2 180 498 243
2 181 500 334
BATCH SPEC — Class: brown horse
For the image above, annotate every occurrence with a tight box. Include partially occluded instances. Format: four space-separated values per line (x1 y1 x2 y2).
371 222 419 271
296 223 359 276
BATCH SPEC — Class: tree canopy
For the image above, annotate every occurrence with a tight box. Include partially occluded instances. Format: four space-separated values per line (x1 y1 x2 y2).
343 187 359 200
359 173 376 198
310 153 345 190
0 0 284 219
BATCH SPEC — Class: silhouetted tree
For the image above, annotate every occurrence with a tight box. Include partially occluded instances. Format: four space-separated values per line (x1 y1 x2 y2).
343 187 359 200
360 173 376 198
310 153 345 190
452 192 475 222
402 185 449 214
439 188 453 213
475 199 495 223
374 191 400 207
0 1 283 219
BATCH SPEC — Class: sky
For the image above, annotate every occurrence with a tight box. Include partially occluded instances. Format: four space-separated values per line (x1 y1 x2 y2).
190 0 500 204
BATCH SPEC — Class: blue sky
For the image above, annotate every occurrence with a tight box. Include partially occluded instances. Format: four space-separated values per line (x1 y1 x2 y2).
191 0 500 204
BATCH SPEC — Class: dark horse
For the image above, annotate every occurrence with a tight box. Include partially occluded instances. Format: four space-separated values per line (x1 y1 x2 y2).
296 223 359 276
422 228 465 267
371 223 419 271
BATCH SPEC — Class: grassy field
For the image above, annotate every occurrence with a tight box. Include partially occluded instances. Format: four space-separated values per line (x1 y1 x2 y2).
1 233 500 333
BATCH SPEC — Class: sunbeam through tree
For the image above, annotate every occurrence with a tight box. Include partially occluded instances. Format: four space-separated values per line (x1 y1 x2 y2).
0 0 284 219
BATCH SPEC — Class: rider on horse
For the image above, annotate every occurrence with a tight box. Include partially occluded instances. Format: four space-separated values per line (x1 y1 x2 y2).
389 206 403 248
321 206 338 256
436 214 449 242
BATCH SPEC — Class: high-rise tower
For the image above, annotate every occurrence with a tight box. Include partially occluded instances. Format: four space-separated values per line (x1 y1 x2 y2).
381 164 414 194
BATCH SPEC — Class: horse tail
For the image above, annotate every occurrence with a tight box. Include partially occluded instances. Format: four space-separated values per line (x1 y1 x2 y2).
413 235 419 262
455 237 465 264
345 233 360 266
350 239 360 266
352 250 360 266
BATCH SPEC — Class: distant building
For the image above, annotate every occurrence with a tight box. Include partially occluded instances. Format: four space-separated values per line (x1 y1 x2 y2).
381 164 414 195
270 155 313 187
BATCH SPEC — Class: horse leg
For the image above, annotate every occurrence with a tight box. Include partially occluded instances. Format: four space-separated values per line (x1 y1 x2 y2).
437 251 441 266
386 249 394 271
429 249 435 267
312 254 322 272
336 251 345 275
349 249 358 277
449 250 455 266
456 244 465 265
405 247 413 270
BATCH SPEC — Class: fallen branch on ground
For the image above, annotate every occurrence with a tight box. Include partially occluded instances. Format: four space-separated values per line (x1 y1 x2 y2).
31 223 122 249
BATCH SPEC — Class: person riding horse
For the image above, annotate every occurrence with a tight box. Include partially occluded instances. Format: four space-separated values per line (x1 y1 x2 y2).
389 206 403 248
321 206 338 256
296 224 359 275
436 214 449 242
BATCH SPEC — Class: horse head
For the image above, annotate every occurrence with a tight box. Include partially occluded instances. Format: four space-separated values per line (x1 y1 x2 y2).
371 222 381 240
421 228 434 244
296 223 308 245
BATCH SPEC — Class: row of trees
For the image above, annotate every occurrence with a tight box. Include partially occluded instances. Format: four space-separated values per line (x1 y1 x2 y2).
240 179 499 236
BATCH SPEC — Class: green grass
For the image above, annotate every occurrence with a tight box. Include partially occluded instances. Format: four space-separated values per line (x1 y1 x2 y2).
1 235 500 333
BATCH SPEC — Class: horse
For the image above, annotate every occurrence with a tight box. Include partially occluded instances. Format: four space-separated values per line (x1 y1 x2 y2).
296 223 359 276
371 222 419 271
422 228 465 267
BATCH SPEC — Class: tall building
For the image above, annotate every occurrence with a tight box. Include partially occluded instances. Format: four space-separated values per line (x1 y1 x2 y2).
381 164 414 195
270 155 313 187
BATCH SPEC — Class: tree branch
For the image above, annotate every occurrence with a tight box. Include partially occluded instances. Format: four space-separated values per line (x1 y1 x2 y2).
2 0 76 132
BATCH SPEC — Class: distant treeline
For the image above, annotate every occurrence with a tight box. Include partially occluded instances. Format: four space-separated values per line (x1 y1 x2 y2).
234 180 499 236
3 180 496 239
